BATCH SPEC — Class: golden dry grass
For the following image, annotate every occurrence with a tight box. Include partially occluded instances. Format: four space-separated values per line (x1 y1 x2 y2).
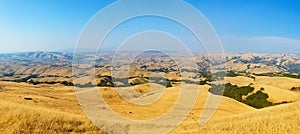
225 76 255 86
0 81 103 133
0 100 102 134
0 80 299 133
172 102 300 134
226 76 300 91
98 84 254 120
255 76 300 90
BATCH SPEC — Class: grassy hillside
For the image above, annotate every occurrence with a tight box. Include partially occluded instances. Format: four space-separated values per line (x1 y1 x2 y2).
0 100 102 134
172 102 300 133
0 81 299 133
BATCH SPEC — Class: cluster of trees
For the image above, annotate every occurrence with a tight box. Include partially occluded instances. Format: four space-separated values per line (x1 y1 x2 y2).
97 77 115 87
28 79 74 86
291 87 300 91
282 73 300 79
209 83 254 102
180 79 208 85
2 74 75 86
7 74 40 83
25 75 173 88
96 76 173 88
209 83 276 109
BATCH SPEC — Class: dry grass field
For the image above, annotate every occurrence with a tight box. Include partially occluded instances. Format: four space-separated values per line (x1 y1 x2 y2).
172 102 300 134
0 79 299 133
0 82 103 134
0 100 102 134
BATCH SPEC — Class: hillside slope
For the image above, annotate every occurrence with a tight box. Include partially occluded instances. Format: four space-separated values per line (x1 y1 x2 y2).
0 100 102 134
172 102 300 133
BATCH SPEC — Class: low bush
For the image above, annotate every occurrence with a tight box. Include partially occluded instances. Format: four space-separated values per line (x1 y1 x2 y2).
243 91 273 108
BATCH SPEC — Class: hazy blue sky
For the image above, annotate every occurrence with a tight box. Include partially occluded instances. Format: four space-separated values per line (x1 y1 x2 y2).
0 0 299 53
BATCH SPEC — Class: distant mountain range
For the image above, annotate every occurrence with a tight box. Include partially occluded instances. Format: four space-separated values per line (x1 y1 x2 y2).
0 51 300 74
0 51 73 61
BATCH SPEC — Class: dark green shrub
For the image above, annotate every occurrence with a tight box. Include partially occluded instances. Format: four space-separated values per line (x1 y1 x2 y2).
97 77 114 87
291 87 300 91
244 91 273 108
199 80 207 85
61 81 74 86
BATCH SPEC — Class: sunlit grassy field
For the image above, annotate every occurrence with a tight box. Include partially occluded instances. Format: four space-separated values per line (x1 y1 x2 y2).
0 79 299 133
0 100 102 134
